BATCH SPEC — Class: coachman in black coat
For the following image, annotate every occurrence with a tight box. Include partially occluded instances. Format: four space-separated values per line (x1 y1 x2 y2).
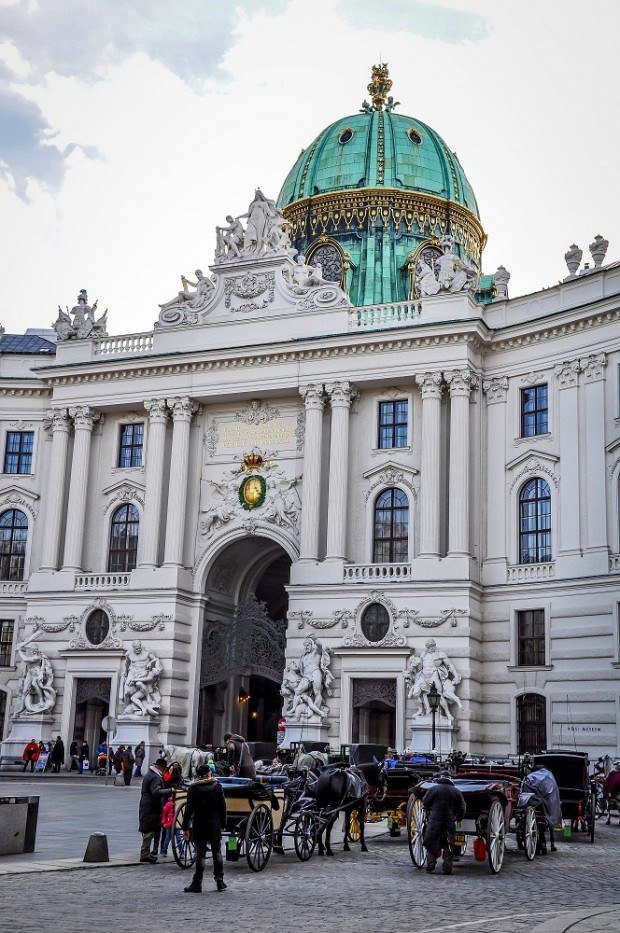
138 758 172 863
422 775 466 875
182 765 228 893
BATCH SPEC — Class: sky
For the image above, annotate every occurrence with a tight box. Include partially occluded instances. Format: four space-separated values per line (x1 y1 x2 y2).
0 0 618 335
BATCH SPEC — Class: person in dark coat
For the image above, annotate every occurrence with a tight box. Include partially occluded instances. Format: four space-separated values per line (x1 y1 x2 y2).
138 757 172 863
182 764 227 893
67 740 80 771
78 740 89 774
223 732 256 779
422 773 466 875
50 736 64 773
122 746 135 786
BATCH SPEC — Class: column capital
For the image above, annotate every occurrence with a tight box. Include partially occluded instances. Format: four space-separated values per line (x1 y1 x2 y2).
68 405 100 431
445 369 479 398
300 383 325 411
554 359 581 389
325 381 357 408
415 371 443 400
581 352 607 383
166 396 199 422
144 398 169 423
45 408 71 434
482 376 509 405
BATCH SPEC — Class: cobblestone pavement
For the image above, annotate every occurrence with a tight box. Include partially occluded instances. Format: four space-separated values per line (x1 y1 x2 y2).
1 794 619 933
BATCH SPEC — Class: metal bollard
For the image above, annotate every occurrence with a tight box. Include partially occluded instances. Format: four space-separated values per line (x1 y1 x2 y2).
83 832 110 862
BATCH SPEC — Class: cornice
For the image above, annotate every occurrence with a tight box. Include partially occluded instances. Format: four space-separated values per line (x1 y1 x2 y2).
488 301 620 352
0 379 52 397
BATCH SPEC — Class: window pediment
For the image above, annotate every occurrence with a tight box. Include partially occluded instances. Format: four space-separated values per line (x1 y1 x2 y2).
506 450 559 493
363 460 419 502
0 485 39 520
102 479 145 514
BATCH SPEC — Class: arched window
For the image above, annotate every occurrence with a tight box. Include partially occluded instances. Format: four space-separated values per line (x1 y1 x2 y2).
517 693 547 754
0 509 28 580
373 488 409 563
108 503 139 573
519 478 551 564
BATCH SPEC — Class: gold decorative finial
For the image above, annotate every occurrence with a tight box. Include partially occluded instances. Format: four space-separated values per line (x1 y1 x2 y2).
368 63 392 111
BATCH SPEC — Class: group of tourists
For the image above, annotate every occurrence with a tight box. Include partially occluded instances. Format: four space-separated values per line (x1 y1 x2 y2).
137 732 255 892
20 737 147 779
21 737 65 773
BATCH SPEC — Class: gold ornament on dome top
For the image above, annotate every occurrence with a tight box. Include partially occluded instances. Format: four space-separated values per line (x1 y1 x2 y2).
368 63 392 111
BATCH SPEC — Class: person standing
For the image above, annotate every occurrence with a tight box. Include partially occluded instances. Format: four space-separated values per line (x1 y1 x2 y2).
107 746 115 775
160 796 175 856
78 740 89 775
182 764 227 893
50 736 64 773
138 757 172 863
134 741 146 777
122 745 135 786
223 732 256 779
21 739 39 772
67 740 80 771
422 772 466 875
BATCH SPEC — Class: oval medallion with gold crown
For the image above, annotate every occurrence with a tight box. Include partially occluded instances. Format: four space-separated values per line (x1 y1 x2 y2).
238 452 267 510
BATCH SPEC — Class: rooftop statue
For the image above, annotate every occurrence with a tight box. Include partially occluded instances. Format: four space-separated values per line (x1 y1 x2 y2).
53 289 108 341
214 189 293 264
15 631 56 716
416 235 479 297
288 254 327 294
158 269 215 326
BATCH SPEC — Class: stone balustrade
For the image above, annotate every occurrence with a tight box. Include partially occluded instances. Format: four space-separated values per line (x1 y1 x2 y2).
75 572 131 590
0 582 27 595
344 562 412 581
507 563 555 582
348 300 421 329
93 332 153 357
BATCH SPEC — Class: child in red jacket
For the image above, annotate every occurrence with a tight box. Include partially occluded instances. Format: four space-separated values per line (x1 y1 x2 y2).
160 796 175 856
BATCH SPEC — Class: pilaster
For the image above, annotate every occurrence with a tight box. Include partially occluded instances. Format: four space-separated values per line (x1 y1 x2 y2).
415 372 443 557
61 406 101 571
298 384 325 562
325 381 356 562
163 397 198 567
139 398 169 569
445 369 478 556
40 409 71 572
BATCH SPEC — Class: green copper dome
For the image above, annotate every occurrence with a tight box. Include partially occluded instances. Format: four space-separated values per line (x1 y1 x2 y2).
278 66 485 307
279 110 479 218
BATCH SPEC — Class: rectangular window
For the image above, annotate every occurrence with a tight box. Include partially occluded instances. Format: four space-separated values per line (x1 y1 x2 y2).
378 400 408 449
520 385 548 438
517 609 545 666
118 423 144 468
0 689 6 740
3 431 34 474
0 620 14 667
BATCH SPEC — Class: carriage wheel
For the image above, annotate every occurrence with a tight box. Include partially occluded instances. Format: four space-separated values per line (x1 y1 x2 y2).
293 811 316 862
522 806 538 861
172 803 196 869
486 799 505 874
406 796 427 869
245 804 274 872
589 793 596 843
348 809 361 842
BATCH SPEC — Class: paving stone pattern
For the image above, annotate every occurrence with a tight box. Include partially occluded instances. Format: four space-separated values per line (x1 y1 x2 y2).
1 779 619 933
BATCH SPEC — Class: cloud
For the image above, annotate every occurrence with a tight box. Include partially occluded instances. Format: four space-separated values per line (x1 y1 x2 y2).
0 1 287 85
337 0 489 43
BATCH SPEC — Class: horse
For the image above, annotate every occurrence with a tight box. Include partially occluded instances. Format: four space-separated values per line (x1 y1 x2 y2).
597 754 620 826
161 744 212 779
309 761 388 857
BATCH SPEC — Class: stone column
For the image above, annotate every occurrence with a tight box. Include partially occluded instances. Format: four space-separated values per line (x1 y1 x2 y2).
61 406 100 571
139 399 169 569
163 397 198 567
582 353 607 551
325 382 356 561
482 377 509 562
298 384 325 561
445 369 478 556
555 360 582 554
40 409 72 571
415 372 443 557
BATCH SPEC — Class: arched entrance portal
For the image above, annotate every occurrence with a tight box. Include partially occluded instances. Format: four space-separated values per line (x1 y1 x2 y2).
197 537 291 748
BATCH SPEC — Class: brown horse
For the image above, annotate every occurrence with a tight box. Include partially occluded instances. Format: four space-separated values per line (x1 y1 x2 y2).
313 762 387 856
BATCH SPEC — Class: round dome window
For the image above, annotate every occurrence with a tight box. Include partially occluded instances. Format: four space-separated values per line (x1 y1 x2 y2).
360 603 390 643
338 127 355 145
85 609 110 646
407 128 422 146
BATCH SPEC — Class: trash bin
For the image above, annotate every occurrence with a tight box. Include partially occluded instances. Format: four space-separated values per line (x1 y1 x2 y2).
0 796 39 856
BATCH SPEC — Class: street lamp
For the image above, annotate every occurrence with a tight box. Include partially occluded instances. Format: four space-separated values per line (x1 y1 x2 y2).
428 683 441 752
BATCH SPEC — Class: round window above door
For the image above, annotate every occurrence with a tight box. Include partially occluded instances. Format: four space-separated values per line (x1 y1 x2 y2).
85 609 110 646
360 603 390 643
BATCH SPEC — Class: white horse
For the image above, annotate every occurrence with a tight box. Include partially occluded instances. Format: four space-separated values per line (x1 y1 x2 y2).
161 745 212 779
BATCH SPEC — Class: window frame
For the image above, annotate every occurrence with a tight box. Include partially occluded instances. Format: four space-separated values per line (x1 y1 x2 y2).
107 502 140 573
372 486 410 563
0 508 28 581
371 391 413 453
377 399 409 450
520 383 549 438
0 688 7 742
0 619 15 667
3 430 35 475
117 422 145 469
360 603 391 643
516 693 547 755
518 477 552 564
516 609 546 667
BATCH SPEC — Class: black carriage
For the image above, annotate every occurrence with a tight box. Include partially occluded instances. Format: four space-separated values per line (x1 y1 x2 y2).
172 776 285 873
407 770 540 874
532 751 596 842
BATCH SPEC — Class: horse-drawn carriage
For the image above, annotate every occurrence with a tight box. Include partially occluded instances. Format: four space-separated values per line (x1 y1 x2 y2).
532 751 596 842
406 766 542 874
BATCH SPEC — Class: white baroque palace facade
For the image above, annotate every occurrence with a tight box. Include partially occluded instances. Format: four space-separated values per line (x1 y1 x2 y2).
1 93 619 765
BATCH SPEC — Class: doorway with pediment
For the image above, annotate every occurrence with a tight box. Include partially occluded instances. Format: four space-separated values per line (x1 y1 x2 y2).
197 536 291 749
